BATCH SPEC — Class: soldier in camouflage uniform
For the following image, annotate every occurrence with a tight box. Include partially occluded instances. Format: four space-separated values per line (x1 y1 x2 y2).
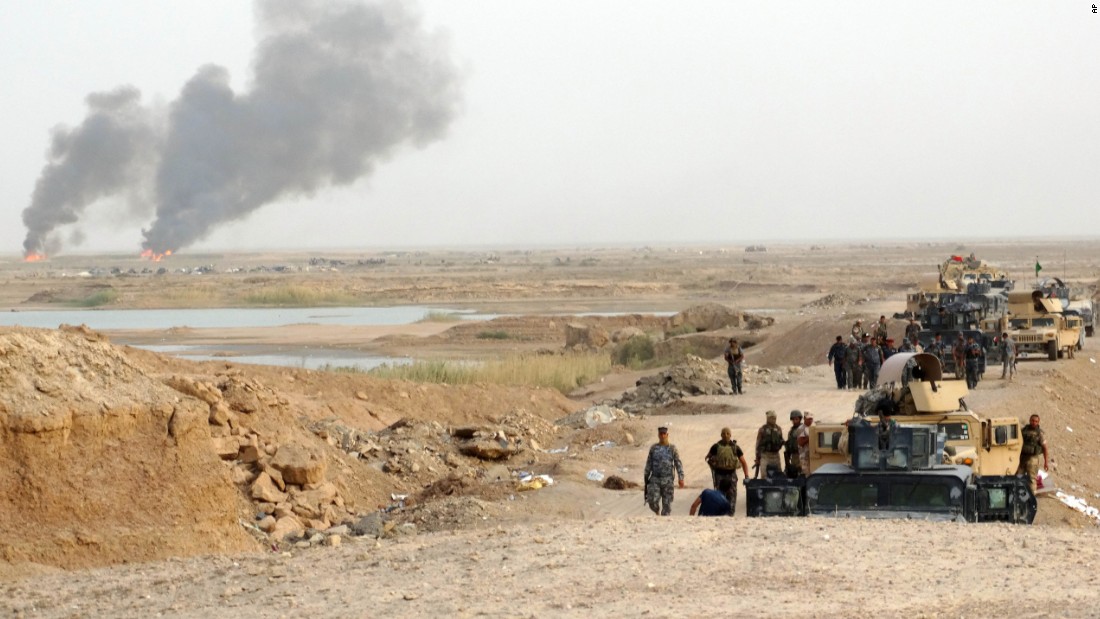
644 426 685 516
964 335 984 389
1017 414 1050 493
873 315 889 342
927 334 947 366
784 410 803 478
754 411 785 479
845 341 862 390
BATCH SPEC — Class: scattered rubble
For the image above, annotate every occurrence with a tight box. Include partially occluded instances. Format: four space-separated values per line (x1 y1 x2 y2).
612 356 807 412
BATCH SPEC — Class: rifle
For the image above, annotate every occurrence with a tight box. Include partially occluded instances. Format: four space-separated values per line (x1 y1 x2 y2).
752 460 760 480
643 472 651 504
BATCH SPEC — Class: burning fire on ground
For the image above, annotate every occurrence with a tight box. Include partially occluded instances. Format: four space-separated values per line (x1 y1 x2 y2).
24 253 47 262
140 249 173 262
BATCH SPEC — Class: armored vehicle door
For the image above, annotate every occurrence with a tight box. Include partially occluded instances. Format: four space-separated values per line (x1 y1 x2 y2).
980 417 1022 476
807 424 848 474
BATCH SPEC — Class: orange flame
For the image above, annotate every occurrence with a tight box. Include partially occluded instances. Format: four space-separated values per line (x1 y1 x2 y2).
140 249 173 262
24 252 47 262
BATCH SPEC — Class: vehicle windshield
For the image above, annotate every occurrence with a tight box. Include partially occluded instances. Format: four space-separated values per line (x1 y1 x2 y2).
939 422 970 441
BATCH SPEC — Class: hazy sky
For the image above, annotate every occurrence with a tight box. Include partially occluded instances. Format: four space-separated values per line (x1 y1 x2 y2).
3 1 1098 256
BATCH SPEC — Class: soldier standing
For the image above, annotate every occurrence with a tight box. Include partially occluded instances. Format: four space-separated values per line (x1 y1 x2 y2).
873 315 889 342
1017 414 1051 493
904 317 921 343
1000 332 1018 380
882 337 897 360
928 334 946 366
952 333 967 379
723 338 745 395
845 340 863 390
796 412 814 474
784 410 804 478
964 335 984 389
754 411 785 479
644 426 685 516
861 334 883 388
850 319 864 343
827 335 848 390
704 428 749 514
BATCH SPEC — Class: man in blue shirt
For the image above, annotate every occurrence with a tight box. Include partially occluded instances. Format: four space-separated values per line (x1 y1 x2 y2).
689 478 733 516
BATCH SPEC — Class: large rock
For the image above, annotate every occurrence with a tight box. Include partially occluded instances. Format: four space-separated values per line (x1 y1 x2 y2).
270 515 304 540
271 444 327 486
458 437 520 460
250 472 288 504
350 512 385 538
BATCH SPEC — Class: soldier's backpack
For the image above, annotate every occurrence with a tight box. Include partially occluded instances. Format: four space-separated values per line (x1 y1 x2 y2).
713 441 738 470
760 424 784 452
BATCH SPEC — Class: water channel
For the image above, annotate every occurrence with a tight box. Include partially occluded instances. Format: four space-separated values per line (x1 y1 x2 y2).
1 306 675 370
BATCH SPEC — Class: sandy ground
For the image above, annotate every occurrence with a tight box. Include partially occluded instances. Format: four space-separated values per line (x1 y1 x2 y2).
5 516 1099 619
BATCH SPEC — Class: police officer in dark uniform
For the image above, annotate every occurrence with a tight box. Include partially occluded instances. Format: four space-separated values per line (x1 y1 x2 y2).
644 426 685 516
827 335 848 390
861 334 883 388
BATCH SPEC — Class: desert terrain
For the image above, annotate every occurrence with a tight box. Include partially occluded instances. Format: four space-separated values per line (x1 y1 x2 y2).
2 240 1100 618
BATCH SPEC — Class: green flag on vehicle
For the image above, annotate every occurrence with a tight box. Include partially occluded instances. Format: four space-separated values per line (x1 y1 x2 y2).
1035 259 1042 276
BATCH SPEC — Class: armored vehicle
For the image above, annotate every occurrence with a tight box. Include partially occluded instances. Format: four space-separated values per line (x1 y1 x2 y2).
985 290 1081 360
1038 277 1094 340
745 353 1036 523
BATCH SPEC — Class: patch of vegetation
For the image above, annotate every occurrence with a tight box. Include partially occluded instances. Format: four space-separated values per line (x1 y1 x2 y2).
315 363 367 373
68 289 119 307
416 311 464 323
613 335 657 369
158 286 224 306
476 330 511 340
240 285 354 306
367 352 611 394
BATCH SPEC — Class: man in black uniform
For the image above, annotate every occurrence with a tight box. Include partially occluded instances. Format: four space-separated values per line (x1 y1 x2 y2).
704 427 749 514
827 335 848 389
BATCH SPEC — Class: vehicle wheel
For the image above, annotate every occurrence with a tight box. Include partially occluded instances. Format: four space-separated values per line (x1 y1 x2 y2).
1047 339 1058 361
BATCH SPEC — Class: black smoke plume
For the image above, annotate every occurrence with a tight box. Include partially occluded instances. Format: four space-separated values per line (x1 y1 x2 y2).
21 0 461 257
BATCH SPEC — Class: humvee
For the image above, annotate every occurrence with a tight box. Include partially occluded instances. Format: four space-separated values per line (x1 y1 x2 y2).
984 290 1081 361
745 353 1036 523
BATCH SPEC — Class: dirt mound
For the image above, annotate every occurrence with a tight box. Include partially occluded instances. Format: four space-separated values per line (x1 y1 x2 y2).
802 292 865 308
668 303 775 332
0 326 253 569
749 316 912 368
0 325 589 570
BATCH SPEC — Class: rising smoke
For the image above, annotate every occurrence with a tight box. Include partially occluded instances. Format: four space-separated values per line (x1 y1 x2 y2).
21 0 461 257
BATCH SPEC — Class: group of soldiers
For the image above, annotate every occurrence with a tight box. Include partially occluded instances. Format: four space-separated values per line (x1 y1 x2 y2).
644 410 1053 516
825 316 1005 391
824 315 921 391
643 409 813 517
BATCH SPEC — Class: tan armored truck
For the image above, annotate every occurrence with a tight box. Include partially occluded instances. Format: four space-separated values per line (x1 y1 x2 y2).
745 353 1036 523
986 290 1081 360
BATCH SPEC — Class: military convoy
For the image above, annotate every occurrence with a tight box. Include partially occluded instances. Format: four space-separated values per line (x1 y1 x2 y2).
899 255 1086 367
746 353 1037 523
